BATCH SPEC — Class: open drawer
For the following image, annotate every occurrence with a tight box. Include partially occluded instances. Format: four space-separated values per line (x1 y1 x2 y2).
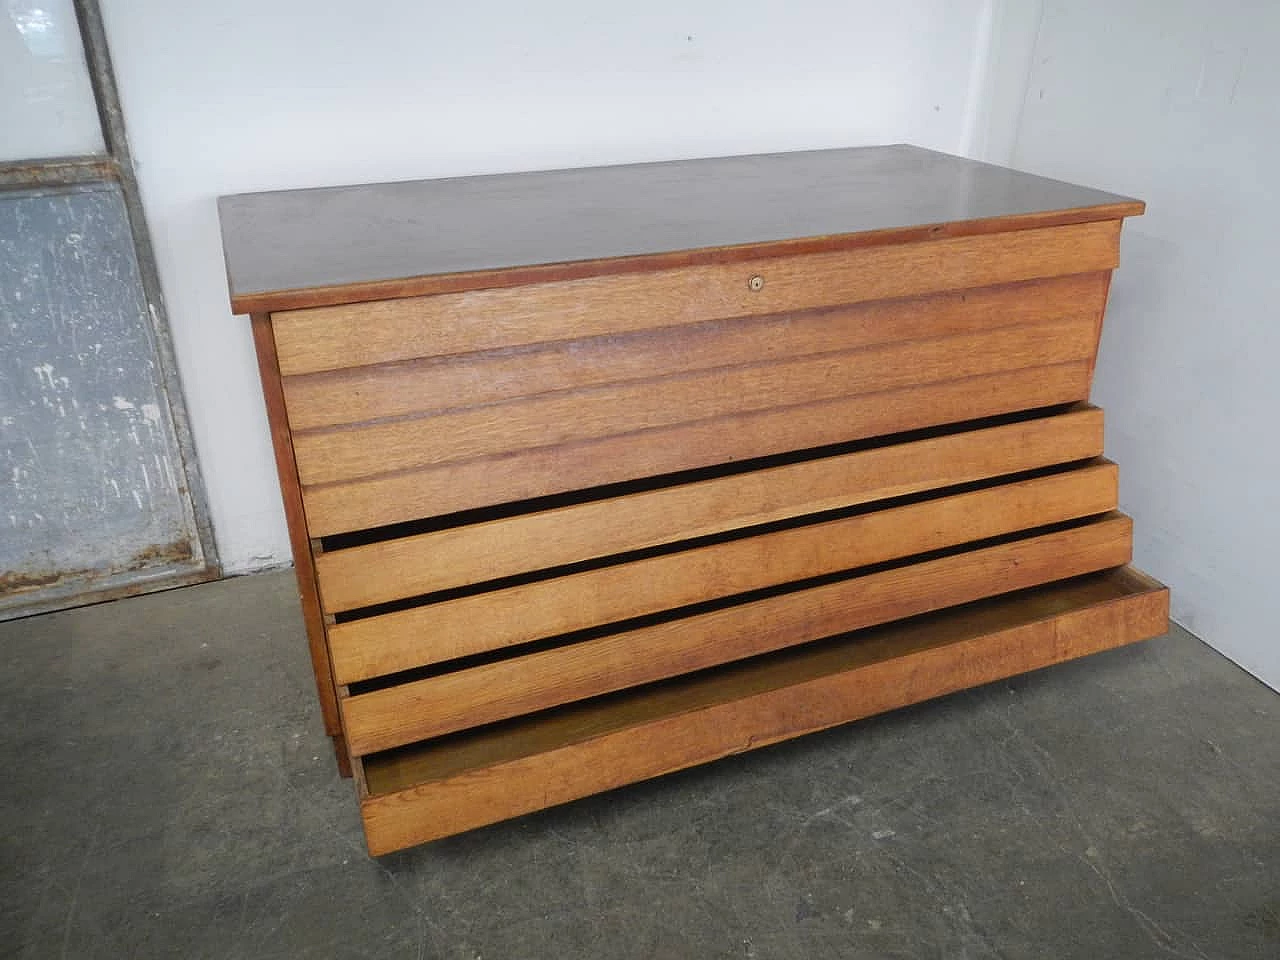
353 566 1167 855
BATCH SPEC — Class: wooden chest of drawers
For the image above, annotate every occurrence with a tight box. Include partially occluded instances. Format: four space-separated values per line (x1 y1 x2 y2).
219 145 1168 855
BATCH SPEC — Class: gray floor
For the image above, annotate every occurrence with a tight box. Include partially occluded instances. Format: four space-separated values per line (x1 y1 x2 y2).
2 570 1277 960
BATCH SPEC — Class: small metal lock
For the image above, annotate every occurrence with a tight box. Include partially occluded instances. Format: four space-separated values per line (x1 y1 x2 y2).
748 274 765 292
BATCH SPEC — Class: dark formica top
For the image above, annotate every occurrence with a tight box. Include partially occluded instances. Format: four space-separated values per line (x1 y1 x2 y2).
218 144 1142 314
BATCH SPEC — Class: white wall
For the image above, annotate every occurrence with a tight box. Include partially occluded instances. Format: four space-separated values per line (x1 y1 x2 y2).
1004 0 1280 689
98 0 993 573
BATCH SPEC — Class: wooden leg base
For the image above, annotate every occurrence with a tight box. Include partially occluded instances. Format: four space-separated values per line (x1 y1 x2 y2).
332 734 352 778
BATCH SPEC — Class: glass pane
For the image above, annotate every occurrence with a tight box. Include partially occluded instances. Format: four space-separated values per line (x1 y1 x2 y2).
0 183 203 609
0 0 104 161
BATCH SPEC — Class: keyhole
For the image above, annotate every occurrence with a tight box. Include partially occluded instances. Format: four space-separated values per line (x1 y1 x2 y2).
748 275 765 292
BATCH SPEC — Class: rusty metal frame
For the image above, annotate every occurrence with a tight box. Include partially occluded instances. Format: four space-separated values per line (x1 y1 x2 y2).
0 0 221 619
0 156 118 190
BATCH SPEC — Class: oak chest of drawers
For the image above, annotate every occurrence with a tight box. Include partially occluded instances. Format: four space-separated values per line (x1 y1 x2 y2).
218 145 1169 855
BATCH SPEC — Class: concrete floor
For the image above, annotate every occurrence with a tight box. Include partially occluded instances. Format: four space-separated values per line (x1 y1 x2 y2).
1 570 1277 959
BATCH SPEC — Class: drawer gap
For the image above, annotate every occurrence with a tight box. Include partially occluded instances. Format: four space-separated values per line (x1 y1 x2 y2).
359 565 1165 799
330 457 1101 625
318 402 1083 552
344 511 1117 695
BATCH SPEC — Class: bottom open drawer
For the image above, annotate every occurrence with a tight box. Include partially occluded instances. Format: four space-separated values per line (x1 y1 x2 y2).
353 565 1168 855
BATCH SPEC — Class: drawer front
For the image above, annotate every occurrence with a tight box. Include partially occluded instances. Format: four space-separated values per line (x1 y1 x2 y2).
276 260 1116 535
300 362 1095 535
354 566 1169 855
291 316 1095 487
326 403 1127 770
270 220 1120 375
280 272 1105 432
341 514 1134 757
327 458 1120 688
313 405 1106 614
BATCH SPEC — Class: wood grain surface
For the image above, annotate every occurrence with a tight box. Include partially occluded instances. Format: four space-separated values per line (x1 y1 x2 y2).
291 316 1096 487
357 566 1168 853
326 462 1119 683
313 406 1105 613
219 146 1155 852
300 362 1094 535
248 315 350 776
340 513 1133 755
280 273 1109 431
269 220 1119 375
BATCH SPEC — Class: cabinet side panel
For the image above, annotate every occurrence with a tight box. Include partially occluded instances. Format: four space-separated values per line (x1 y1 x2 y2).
249 313 350 776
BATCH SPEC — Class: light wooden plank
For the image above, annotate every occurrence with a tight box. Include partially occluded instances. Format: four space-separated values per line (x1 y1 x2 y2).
327 462 1119 683
282 274 1109 431
301 361 1094 536
362 566 1165 793
357 566 1169 853
342 513 1133 755
293 316 1097 486
315 406 1106 613
271 220 1121 375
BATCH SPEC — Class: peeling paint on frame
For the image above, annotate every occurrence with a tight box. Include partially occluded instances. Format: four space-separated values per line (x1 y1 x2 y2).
0 183 204 610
